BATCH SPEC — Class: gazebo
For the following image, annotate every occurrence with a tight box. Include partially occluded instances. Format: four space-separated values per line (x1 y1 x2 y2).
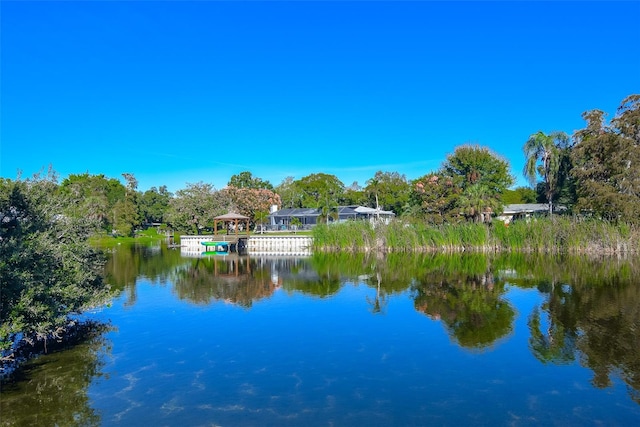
213 212 250 236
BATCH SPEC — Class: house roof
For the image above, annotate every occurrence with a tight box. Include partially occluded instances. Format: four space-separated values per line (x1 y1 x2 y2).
353 206 395 216
269 205 395 217
502 203 565 214
270 208 320 217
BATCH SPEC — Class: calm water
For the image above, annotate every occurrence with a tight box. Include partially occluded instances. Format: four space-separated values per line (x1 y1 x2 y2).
2 244 640 426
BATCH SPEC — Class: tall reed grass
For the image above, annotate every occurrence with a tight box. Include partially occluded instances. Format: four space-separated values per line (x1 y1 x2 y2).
312 217 639 254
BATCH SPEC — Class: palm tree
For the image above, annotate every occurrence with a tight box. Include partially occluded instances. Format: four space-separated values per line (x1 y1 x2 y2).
317 195 339 224
523 131 569 214
253 210 269 233
457 184 500 223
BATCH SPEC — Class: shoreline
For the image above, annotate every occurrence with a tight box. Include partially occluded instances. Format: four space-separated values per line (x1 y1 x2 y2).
311 217 640 255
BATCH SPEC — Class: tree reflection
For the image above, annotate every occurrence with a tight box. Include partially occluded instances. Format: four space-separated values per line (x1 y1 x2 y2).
412 254 515 350
528 306 576 364
282 271 341 298
173 255 277 307
0 323 111 426
366 272 388 314
277 253 347 298
577 283 640 399
103 243 188 305
511 255 640 403
103 247 640 404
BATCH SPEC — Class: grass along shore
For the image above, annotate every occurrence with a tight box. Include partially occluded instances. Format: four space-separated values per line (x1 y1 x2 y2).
312 217 639 255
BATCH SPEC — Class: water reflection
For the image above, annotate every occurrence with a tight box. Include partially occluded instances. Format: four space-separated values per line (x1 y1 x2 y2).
104 243 187 305
521 256 640 403
4 245 639 424
173 254 275 307
0 324 111 426
100 246 640 404
412 265 515 350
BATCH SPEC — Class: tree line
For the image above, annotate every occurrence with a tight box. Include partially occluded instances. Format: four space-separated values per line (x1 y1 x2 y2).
5 94 639 238
47 95 640 233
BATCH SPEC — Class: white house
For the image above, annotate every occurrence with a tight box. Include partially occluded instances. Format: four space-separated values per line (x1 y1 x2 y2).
497 203 565 224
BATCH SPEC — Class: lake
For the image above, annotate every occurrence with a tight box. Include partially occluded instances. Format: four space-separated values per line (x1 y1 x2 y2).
2 244 639 426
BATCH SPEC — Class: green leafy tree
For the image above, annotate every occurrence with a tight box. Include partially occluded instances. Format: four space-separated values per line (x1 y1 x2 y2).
410 173 461 224
139 185 171 224
253 210 269 232
523 131 571 214
58 173 126 231
290 217 302 230
571 95 640 223
365 171 410 216
112 173 140 236
228 171 273 190
501 186 537 204
165 182 226 234
339 181 367 206
0 173 110 356
296 173 345 208
442 145 514 222
275 176 303 208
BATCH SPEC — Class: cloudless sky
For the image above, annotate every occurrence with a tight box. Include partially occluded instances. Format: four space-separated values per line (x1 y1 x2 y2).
2 0 639 193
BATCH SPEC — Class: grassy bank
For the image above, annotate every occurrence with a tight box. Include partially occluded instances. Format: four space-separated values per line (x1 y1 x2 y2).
312 218 639 254
88 228 169 248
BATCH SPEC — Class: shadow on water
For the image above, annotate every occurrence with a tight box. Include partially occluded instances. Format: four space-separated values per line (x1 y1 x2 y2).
0 322 113 426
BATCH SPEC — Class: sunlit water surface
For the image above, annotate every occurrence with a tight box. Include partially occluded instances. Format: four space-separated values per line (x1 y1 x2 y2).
2 246 639 426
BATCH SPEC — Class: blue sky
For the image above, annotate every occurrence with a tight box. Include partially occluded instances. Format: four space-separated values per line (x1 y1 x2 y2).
2 1 639 193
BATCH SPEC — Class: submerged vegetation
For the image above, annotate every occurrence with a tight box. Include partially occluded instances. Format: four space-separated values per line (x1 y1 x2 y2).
312 217 639 254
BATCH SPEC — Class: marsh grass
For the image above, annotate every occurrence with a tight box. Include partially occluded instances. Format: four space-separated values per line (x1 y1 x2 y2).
313 221 375 251
312 217 639 254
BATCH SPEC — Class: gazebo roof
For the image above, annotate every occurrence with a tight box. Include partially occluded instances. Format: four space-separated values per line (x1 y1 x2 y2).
214 212 250 220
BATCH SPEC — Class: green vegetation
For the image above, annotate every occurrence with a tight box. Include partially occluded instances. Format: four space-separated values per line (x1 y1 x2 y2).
312 217 639 254
5 94 635 240
501 186 537 204
88 227 168 248
228 170 274 190
364 171 411 216
571 95 640 223
1 172 111 362
523 130 571 214
410 144 514 224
